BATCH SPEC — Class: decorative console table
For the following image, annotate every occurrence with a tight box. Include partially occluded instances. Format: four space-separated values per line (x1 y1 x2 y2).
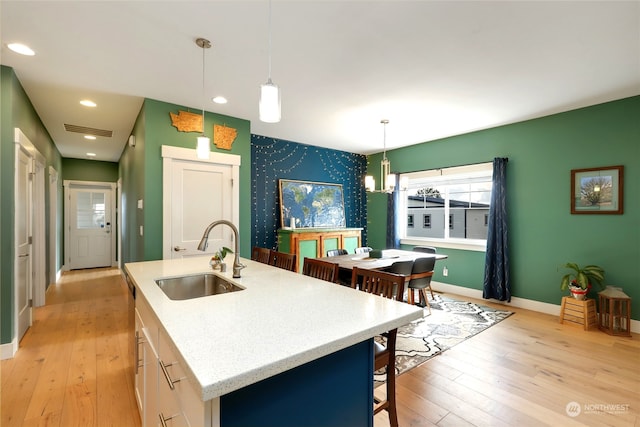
278 227 362 272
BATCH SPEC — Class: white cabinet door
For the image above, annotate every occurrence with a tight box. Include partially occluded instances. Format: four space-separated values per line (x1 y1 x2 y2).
158 331 192 427
142 327 159 427
134 310 145 420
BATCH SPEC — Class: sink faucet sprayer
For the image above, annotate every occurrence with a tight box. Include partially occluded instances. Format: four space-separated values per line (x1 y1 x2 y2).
197 220 245 278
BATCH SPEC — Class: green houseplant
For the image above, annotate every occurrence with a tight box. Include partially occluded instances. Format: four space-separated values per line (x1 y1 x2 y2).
560 262 605 300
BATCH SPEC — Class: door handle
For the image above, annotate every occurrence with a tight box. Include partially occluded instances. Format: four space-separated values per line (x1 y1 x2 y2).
173 246 187 252
19 253 29 258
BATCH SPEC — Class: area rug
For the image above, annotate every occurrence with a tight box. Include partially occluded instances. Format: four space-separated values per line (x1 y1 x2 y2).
374 294 513 384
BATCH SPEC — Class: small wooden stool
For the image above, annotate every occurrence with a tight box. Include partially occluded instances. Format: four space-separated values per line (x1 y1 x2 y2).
559 296 597 330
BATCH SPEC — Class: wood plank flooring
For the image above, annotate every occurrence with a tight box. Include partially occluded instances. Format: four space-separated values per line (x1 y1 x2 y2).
1 268 140 427
2 268 638 426
374 295 640 427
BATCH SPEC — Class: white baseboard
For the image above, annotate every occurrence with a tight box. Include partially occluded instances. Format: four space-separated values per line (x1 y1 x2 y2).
432 281 640 334
0 338 17 360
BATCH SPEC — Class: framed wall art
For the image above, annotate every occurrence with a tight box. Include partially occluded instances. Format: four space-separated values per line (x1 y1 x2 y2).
279 179 346 228
571 165 623 214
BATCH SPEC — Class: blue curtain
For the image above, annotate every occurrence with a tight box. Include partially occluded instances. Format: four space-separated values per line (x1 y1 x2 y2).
483 158 511 301
386 174 400 248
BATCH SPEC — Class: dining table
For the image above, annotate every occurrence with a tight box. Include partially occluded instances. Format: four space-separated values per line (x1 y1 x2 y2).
323 248 447 272
322 249 448 290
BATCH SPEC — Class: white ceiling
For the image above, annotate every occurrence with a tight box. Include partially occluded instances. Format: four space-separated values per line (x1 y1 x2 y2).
1 1 639 162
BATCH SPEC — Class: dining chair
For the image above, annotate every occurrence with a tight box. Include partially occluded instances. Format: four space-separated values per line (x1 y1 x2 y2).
387 260 414 301
326 248 348 257
413 246 436 254
269 250 297 272
407 256 436 312
251 246 271 264
354 246 373 254
350 267 405 427
302 257 340 283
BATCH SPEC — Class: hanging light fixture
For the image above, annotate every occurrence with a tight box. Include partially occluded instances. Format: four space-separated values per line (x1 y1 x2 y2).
366 119 396 193
259 0 281 123
196 37 211 159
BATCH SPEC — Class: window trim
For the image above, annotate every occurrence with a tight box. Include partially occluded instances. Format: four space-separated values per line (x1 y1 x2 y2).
398 162 492 247
400 237 487 252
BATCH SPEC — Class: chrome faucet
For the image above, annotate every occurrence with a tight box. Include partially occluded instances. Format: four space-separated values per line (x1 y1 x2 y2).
197 220 245 278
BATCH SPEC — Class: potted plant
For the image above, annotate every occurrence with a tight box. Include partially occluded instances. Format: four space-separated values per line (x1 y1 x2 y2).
560 262 605 300
210 246 234 271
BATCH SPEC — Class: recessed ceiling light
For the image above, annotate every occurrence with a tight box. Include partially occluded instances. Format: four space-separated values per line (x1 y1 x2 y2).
86 152 96 157
7 43 35 56
80 100 97 107
84 135 96 140
212 96 228 104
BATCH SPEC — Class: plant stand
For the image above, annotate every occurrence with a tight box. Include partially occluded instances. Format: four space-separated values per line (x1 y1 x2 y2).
559 296 597 330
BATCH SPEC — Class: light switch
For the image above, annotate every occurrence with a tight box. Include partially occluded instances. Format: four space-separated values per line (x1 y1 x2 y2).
139 225 143 236
137 199 143 209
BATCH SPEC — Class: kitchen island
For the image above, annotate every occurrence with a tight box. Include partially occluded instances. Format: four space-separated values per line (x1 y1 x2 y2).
125 255 423 427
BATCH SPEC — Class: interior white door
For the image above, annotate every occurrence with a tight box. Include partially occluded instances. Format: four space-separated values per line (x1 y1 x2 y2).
15 147 32 341
49 167 59 284
169 160 233 259
68 187 112 269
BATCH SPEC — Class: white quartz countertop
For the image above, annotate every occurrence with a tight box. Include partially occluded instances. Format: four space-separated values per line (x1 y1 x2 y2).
125 255 423 401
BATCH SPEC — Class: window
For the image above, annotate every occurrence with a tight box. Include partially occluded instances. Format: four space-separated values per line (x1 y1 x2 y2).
399 162 492 244
77 191 106 229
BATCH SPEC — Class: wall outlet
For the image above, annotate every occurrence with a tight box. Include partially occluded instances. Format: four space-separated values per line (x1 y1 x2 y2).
139 225 143 236
137 199 143 209
443 266 448 277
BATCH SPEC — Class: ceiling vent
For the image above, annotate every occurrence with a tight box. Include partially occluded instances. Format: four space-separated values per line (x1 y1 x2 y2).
64 123 113 138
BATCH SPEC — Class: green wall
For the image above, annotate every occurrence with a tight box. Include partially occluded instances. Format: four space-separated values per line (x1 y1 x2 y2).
367 96 640 320
119 98 251 263
61 158 119 182
1 66 63 345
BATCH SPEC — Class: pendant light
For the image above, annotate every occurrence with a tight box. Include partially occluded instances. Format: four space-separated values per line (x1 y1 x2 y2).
259 0 281 123
366 120 396 193
196 37 211 159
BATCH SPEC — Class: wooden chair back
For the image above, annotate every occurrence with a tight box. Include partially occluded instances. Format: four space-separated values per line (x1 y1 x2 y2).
251 246 271 264
269 250 297 272
351 267 406 301
373 327 398 426
351 266 403 427
302 258 340 283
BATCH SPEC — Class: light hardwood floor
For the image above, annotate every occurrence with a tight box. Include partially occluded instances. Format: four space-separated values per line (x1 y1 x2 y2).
1 268 141 427
2 268 638 427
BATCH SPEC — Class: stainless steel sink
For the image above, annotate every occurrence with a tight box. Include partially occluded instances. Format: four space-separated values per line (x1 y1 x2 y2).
155 274 244 300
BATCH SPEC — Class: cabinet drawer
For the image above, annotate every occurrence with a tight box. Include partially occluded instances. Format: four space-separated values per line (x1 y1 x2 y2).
158 331 199 426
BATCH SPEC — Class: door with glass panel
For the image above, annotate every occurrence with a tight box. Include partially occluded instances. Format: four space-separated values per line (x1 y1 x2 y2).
68 186 113 269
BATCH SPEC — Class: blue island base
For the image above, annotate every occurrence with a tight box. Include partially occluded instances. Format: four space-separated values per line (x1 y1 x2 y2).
221 339 374 427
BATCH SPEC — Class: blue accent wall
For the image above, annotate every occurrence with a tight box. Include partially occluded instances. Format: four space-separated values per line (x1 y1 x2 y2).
251 135 368 250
